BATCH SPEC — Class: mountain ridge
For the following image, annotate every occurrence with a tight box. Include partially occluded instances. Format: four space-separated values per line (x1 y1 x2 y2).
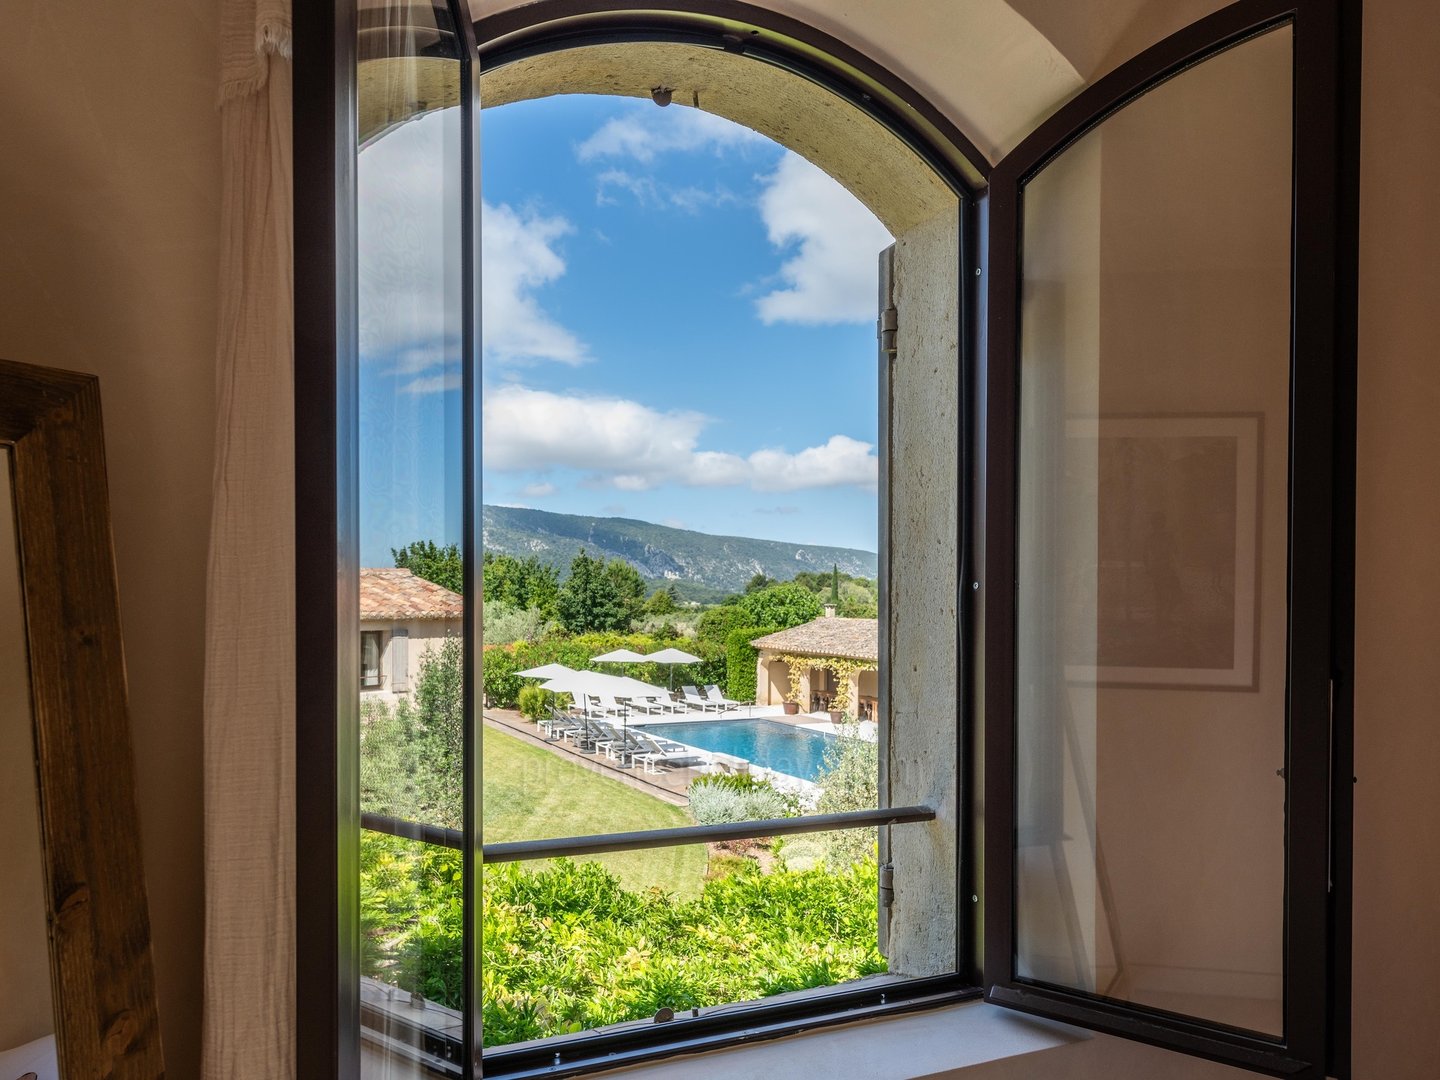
482 504 876 595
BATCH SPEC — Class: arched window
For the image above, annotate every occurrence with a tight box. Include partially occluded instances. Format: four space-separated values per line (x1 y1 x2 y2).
295 3 1357 1078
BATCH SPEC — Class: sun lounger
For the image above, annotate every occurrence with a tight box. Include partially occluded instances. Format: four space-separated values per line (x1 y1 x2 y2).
703 684 744 708
628 732 708 774
680 684 724 713
541 706 586 742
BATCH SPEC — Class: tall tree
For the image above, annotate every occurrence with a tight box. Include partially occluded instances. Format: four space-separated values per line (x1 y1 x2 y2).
556 549 631 633
393 540 463 594
603 559 647 625
483 552 560 617
645 584 678 615
745 572 774 594
739 582 823 629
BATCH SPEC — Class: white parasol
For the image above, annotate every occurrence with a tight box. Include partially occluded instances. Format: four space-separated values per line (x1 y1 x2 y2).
643 647 702 689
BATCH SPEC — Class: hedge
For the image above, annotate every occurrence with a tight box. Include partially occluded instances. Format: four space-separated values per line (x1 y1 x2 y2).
724 625 777 704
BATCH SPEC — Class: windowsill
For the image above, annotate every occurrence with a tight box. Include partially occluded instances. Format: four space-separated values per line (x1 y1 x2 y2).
588 1000 1092 1080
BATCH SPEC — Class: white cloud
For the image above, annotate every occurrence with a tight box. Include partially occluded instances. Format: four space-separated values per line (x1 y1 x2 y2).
753 152 894 325
594 168 740 213
484 384 876 493
577 106 763 164
484 385 708 478
358 114 461 378
518 482 556 498
358 112 588 395
482 202 589 366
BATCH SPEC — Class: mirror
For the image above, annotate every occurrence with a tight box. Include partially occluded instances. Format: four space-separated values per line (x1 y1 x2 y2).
0 446 55 1079
0 360 164 1079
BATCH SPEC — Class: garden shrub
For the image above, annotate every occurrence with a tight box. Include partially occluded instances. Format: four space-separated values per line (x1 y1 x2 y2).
517 685 547 720
688 781 789 825
359 835 885 1047
782 723 879 870
484 600 550 646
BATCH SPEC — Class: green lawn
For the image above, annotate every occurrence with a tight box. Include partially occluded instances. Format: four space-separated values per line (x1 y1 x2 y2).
482 726 707 899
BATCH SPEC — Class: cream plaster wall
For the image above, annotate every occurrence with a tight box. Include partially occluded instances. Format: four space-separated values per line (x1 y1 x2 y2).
359 617 461 703
0 0 220 1072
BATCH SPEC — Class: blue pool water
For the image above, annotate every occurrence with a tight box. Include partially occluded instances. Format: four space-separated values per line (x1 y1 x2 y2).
635 719 837 782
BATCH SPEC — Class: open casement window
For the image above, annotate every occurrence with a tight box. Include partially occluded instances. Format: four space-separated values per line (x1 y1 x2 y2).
983 1 1355 1077
295 0 1354 1077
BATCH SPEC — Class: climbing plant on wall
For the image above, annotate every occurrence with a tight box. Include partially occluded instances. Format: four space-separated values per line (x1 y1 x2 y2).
774 655 876 714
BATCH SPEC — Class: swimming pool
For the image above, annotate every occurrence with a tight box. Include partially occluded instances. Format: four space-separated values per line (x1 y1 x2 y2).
635 718 837 782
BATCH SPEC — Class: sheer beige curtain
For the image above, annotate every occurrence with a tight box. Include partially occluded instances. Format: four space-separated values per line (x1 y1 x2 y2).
203 0 294 1076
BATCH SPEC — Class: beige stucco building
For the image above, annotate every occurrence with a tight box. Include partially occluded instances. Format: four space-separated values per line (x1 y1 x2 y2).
359 568 462 704
751 616 879 718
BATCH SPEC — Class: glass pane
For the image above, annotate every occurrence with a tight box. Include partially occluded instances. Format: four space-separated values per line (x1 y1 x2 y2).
1014 26 1292 1037
356 1 466 1075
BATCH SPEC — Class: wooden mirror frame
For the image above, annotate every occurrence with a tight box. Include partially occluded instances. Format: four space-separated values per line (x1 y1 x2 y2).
0 358 164 1078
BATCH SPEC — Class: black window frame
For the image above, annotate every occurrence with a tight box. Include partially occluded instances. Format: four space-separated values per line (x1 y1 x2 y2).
294 1 1356 1077
982 2 1358 1078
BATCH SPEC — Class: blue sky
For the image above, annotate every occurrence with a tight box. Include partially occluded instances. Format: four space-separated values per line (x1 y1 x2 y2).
358 95 891 567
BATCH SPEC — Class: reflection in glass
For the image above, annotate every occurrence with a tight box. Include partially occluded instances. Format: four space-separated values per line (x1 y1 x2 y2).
356 2 466 1075
1014 27 1293 1036
0 449 59 1074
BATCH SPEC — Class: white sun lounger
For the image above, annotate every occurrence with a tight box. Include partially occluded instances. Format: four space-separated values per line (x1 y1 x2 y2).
680 684 724 713
704 684 744 708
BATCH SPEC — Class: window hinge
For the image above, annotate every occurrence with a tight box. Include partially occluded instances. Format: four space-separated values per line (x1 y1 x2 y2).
878 305 898 357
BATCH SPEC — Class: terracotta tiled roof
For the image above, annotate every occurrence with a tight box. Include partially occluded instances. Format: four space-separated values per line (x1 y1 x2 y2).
749 617 878 663
360 568 463 620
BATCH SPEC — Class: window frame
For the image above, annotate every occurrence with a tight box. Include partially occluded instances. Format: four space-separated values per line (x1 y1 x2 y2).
359 630 384 690
980 2 1358 1078
293 1 1356 1077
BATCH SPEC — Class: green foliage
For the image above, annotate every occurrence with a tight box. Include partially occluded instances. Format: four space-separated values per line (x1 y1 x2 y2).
360 698 425 822
603 559 647 625
413 636 465 827
556 549 633 634
687 781 790 825
695 603 746 646
829 564 841 606
393 539 463 593
644 585 677 615
482 553 561 618
360 837 885 1047
738 582 823 630
517 685 547 720
483 600 551 645
360 638 466 828
724 625 776 703
745 572 775 594
786 724 879 870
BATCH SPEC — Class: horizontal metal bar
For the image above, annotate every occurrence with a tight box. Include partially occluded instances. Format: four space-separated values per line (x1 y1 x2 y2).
361 812 463 851
361 806 935 862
